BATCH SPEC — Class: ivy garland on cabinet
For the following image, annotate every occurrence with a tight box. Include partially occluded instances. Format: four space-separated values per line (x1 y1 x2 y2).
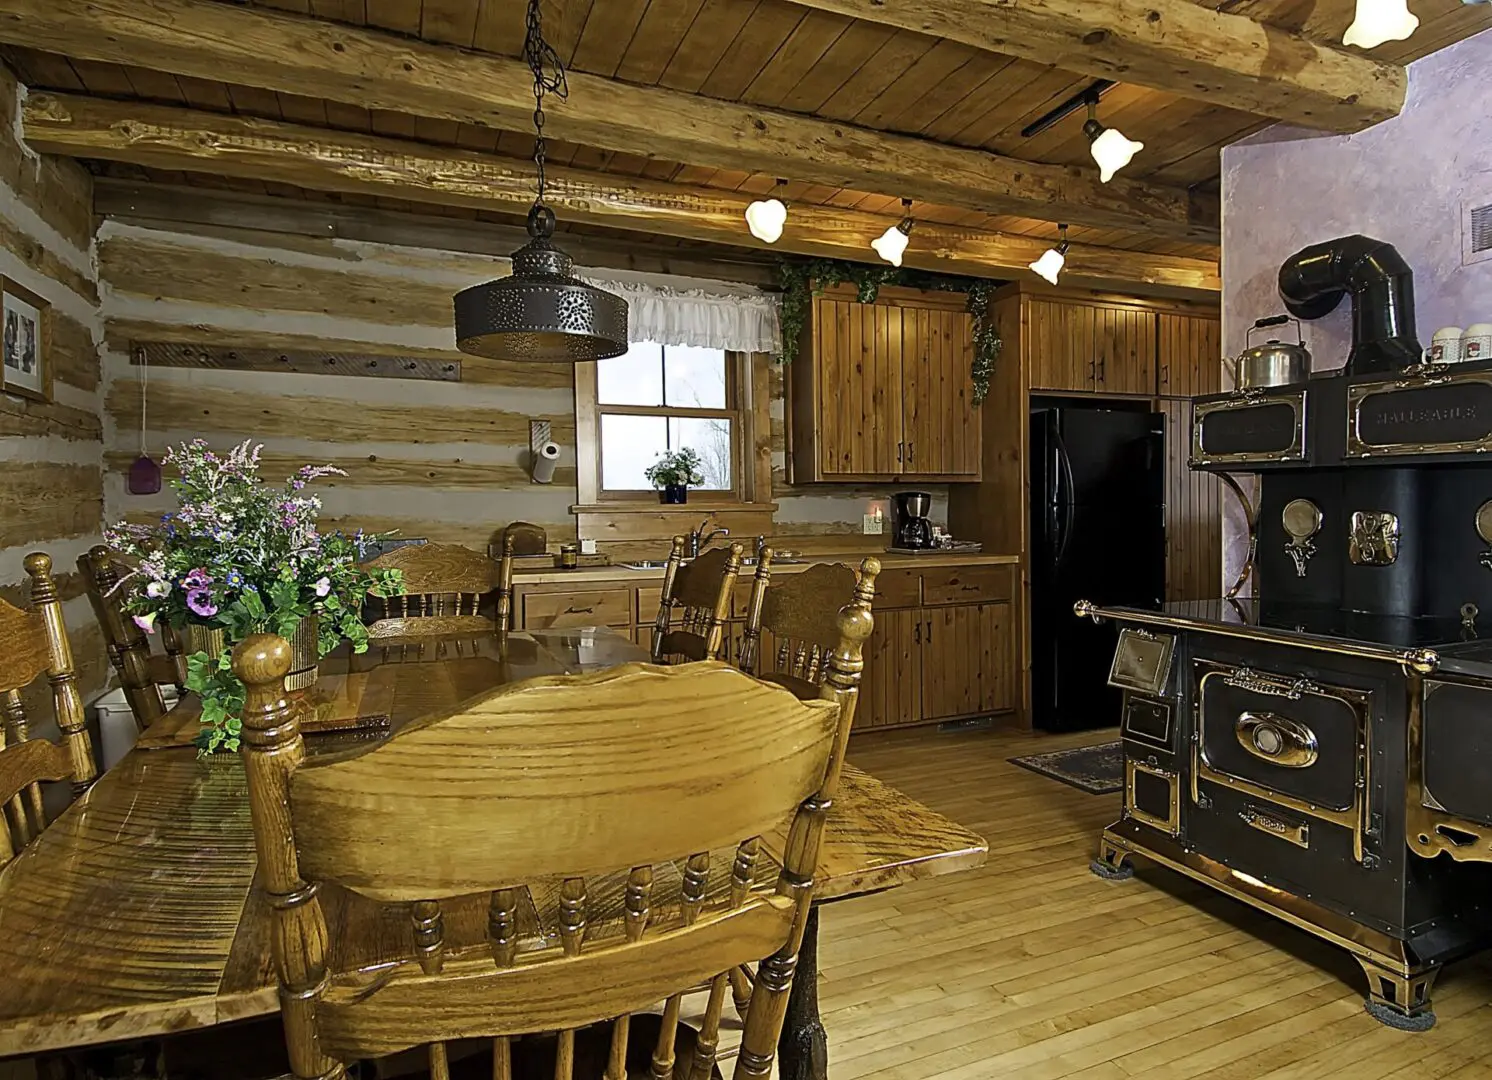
775 258 1002 405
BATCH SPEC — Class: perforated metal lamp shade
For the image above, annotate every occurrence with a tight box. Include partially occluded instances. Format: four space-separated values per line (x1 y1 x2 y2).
454 207 629 362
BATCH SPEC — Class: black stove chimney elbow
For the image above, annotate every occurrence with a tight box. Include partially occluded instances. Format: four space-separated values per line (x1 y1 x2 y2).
1277 235 1422 374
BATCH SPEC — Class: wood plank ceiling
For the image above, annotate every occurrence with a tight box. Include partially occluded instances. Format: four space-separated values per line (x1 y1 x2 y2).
4 0 1489 272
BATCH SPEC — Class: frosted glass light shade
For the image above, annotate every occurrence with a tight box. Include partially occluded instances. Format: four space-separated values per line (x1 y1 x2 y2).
872 223 911 266
1343 0 1419 46
1029 247 1066 285
744 197 787 243
1089 127 1144 183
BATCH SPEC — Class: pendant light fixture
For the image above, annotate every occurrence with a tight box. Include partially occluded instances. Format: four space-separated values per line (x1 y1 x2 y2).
128 347 162 495
1343 0 1419 47
745 179 789 244
1082 98 1144 183
872 199 915 267
1029 224 1069 286
453 1 627 362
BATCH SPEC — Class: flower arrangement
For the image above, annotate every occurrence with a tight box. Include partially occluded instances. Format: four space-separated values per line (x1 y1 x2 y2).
106 440 403 754
643 447 706 505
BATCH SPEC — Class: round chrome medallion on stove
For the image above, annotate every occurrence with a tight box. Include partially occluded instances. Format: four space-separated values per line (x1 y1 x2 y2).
1282 498 1323 541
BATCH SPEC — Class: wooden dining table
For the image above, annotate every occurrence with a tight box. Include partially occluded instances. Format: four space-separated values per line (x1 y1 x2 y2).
0 627 987 1079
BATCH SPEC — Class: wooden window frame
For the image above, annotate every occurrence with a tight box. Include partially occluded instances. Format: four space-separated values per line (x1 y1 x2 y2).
573 351 775 531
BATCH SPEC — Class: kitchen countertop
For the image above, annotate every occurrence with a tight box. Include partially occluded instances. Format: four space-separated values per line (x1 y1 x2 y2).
513 550 1018 586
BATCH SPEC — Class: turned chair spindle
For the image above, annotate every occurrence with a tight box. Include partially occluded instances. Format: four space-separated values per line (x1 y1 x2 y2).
78 544 179 729
362 541 504 638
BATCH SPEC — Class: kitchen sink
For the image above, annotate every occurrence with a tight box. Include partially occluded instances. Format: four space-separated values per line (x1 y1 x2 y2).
620 556 805 570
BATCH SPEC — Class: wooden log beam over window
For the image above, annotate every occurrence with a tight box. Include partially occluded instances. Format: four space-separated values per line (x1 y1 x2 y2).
0 0 1216 241
24 93 1219 296
781 0 1406 133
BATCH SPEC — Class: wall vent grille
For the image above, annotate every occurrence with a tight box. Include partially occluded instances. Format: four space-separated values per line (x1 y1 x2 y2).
1473 204 1492 254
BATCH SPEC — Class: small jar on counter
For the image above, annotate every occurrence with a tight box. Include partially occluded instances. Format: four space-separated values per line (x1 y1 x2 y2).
559 543 579 570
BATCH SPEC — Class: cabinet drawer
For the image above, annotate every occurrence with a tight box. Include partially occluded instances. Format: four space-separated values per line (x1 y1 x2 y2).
637 587 663 624
922 565 1013 605
523 588 633 629
872 569 921 610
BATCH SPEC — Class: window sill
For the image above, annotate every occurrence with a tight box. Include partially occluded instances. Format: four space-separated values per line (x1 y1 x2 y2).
570 501 777 515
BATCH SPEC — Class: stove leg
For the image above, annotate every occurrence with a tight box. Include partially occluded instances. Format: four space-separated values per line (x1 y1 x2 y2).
1357 957 1439 1031
778 905 827 1080
1090 835 1135 881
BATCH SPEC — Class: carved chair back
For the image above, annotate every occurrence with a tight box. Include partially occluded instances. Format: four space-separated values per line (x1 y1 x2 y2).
739 553 882 701
77 544 181 730
650 538 744 663
362 542 499 638
0 553 96 867
235 579 875 1080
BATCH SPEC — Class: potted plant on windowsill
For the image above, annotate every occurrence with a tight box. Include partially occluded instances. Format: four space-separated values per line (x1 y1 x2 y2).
105 440 404 756
644 447 706 505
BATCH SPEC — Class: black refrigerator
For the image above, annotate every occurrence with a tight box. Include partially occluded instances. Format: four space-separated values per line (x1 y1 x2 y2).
1030 401 1166 732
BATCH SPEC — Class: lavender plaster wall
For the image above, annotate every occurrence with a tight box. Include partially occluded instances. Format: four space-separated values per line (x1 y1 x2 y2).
1218 26 1492 592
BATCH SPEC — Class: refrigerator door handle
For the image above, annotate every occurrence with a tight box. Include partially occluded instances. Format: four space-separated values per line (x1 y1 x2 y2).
1053 427 1076 568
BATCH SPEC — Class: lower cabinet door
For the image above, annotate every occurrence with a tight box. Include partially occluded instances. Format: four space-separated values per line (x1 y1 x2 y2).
856 608 924 729
921 602 1014 720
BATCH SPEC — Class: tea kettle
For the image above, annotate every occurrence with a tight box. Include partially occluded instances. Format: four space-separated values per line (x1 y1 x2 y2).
1234 314 1311 389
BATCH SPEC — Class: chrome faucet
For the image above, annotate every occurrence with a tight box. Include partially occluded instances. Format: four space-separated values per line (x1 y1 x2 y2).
689 519 730 557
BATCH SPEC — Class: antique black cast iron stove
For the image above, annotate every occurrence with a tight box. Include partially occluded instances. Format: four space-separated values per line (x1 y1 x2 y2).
1079 236 1492 1030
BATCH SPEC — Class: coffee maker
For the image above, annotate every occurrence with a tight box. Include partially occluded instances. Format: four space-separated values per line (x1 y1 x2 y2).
892 491 934 549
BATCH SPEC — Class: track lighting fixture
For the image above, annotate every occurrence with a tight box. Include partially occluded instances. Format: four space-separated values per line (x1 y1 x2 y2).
1343 0 1419 47
1083 99 1143 183
872 199 914 266
1029 225 1069 285
745 179 789 243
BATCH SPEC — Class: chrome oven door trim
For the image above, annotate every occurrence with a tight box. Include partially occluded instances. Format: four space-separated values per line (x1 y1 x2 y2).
1191 659 1374 864
1407 675 1492 863
1124 759 1180 836
1347 369 1492 458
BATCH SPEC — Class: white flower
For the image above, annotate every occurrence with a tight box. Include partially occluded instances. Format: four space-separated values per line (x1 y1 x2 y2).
146 579 172 598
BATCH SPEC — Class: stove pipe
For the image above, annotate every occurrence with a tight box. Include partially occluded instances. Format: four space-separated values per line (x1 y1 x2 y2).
1277 235 1422 374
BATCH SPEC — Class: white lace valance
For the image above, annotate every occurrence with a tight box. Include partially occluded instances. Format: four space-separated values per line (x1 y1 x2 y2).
577 270 781 355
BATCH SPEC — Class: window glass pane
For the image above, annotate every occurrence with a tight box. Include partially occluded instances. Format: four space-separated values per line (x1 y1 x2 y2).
597 342 663 406
663 346 727 409
668 416 733 490
600 414 667 490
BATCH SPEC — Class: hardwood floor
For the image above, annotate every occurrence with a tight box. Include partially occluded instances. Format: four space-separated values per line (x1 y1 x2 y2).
830 726 1492 1079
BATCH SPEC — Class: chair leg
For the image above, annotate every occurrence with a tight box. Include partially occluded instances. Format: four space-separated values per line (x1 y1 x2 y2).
729 965 753 1020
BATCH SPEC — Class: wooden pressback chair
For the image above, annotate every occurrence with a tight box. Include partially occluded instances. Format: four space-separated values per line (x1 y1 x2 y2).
233 576 876 1080
1 553 96 866
362 541 505 638
77 544 183 730
650 539 744 663
739 551 882 700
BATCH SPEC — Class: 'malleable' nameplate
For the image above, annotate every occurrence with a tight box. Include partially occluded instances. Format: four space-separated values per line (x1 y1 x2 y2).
1349 371 1492 457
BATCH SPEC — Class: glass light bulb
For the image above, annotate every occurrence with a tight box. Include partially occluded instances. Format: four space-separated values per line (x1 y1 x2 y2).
1089 127 1144 183
872 223 910 266
1029 247 1066 285
744 197 787 243
1343 0 1419 47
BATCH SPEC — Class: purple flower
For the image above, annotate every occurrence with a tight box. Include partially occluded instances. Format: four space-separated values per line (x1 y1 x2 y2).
225 569 244 588
186 589 218 618
313 576 332 597
183 568 212 588
132 612 158 635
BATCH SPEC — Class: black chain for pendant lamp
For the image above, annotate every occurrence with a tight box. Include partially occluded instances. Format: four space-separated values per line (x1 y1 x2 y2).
452 0 629 363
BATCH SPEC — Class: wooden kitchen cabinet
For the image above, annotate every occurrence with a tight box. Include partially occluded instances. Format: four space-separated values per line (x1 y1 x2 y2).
921 603 1014 719
1157 312 1224 398
1026 296 1157 395
790 286 980 482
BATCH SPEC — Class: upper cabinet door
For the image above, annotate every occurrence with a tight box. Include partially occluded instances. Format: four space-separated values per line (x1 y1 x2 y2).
1094 306 1157 395
1026 299 1091 392
903 307 981 477
814 297 903 477
1157 313 1224 398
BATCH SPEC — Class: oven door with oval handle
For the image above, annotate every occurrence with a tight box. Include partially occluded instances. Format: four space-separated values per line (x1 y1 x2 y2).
1195 659 1371 817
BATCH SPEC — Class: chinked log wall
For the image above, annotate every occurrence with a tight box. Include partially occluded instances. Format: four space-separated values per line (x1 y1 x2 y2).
0 65 108 706
96 211 913 554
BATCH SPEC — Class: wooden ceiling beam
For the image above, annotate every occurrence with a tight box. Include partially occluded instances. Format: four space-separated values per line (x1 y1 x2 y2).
24 93 1218 296
781 0 1405 133
0 0 1217 241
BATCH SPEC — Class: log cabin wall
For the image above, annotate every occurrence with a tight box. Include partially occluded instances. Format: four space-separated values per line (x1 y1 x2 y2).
96 217 581 549
0 65 109 705
95 205 939 557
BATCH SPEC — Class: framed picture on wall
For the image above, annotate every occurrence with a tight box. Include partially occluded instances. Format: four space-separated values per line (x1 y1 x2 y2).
2 278 50 402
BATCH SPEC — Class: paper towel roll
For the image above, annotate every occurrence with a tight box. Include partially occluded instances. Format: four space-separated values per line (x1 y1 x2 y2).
531 441 561 484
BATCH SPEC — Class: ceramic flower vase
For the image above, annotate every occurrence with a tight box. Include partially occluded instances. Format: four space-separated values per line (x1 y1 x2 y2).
184 615 320 691
661 483 689 505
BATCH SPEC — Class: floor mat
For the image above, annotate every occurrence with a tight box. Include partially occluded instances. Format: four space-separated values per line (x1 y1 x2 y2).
1009 741 1124 795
